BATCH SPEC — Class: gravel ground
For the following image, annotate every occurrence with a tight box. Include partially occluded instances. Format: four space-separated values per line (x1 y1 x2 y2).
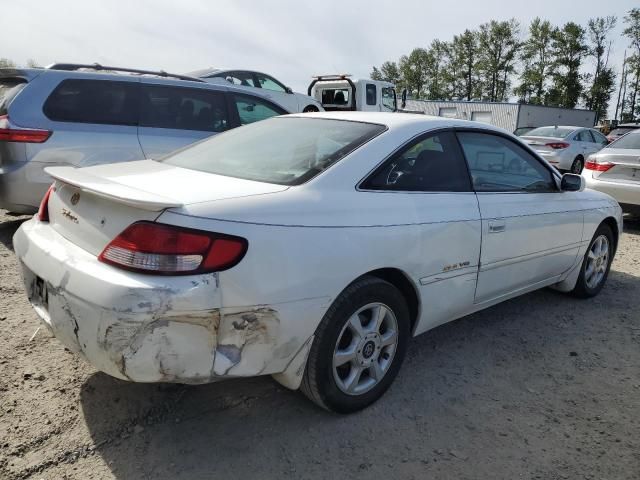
1 209 639 480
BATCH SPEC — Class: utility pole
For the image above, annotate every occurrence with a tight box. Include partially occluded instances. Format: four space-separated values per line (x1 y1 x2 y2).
615 50 627 122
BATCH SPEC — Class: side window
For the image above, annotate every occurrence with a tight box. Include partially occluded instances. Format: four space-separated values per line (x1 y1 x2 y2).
256 74 286 93
592 130 608 145
43 79 138 126
232 94 286 125
457 131 556 192
575 130 593 142
382 87 396 111
366 84 377 106
361 131 471 192
139 85 228 132
216 72 258 88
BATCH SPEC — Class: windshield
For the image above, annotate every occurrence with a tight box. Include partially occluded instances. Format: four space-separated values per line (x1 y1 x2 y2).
609 132 640 150
526 126 574 138
162 117 386 185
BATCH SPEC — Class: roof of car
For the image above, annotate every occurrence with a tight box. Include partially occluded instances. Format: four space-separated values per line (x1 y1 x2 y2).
287 111 509 133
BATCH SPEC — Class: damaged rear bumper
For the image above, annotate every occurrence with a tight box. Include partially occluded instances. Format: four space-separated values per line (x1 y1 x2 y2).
13 220 324 385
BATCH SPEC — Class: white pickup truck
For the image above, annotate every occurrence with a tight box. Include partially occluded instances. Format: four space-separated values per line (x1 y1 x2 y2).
308 75 397 112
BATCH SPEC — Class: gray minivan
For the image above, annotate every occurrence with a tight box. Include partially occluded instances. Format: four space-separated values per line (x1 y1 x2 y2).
0 64 288 214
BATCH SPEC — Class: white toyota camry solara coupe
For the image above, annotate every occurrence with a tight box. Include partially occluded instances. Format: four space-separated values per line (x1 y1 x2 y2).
14 112 622 413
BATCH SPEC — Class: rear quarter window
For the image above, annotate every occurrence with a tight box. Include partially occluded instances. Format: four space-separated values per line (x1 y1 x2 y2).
0 79 27 115
43 79 138 125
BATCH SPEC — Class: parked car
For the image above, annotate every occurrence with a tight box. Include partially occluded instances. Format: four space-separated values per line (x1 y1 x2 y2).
606 123 640 143
583 129 640 215
0 63 288 214
521 126 609 174
514 126 535 136
14 113 622 413
188 68 323 114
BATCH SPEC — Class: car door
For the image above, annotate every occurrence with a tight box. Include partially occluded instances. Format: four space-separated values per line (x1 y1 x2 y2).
253 72 298 112
359 129 481 333
574 129 598 158
137 82 230 158
590 129 609 152
456 130 584 304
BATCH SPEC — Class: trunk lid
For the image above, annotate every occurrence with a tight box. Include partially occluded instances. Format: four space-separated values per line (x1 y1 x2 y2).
45 159 288 255
591 148 640 184
521 136 565 154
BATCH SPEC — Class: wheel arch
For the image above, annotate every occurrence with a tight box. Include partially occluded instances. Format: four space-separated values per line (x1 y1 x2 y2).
602 216 619 254
361 268 421 334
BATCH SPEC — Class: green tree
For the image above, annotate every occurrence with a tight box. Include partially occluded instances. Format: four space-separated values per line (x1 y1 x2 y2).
515 18 555 104
370 61 401 86
547 22 587 108
476 19 521 101
623 8 640 120
423 39 448 100
454 29 480 100
399 48 431 98
584 16 617 121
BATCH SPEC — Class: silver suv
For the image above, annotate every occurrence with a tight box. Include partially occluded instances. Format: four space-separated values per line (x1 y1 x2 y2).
0 63 288 214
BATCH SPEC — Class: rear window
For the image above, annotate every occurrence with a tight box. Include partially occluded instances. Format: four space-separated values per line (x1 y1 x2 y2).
610 127 639 136
139 85 228 132
0 79 26 115
162 117 386 185
526 126 574 138
43 79 138 125
609 132 640 150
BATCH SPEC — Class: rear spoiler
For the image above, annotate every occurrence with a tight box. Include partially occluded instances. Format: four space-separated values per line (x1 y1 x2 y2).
45 166 183 211
0 67 45 82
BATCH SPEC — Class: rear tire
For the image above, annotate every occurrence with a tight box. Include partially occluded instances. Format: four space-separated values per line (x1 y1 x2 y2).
570 156 584 174
571 223 614 298
301 276 410 413
302 105 319 113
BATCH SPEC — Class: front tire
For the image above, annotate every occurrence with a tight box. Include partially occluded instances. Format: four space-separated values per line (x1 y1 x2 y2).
301 276 410 413
571 223 614 298
302 105 319 113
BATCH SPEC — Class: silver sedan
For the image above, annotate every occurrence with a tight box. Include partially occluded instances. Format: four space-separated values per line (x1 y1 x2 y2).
583 130 640 216
522 126 609 173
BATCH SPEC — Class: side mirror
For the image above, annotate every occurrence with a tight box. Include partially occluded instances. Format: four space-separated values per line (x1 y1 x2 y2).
285 86 293 94
225 76 234 84
561 173 585 192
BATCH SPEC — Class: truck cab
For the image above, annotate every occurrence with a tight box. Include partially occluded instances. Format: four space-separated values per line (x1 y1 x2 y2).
308 75 397 112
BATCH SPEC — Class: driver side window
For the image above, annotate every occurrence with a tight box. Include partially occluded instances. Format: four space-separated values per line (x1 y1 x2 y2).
456 131 556 192
361 131 471 192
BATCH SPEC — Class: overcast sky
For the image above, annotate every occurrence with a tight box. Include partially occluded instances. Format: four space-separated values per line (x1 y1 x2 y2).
2 0 636 112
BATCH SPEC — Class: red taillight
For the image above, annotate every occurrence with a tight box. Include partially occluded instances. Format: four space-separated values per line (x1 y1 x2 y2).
98 222 248 275
0 115 51 143
545 142 570 150
37 185 54 222
585 160 614 172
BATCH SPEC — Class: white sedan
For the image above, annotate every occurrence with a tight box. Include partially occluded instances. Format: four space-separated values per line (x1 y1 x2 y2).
522 126 609 173
14 113 622 413
188 68 324 113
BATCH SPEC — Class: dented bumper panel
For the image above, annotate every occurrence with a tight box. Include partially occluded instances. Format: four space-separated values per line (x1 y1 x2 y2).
14 220 325 384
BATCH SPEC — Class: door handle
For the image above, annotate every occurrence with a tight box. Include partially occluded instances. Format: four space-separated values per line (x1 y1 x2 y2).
488 220 506 233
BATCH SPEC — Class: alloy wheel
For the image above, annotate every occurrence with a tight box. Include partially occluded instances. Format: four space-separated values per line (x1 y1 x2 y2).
585 234 609 289
332 302 399 395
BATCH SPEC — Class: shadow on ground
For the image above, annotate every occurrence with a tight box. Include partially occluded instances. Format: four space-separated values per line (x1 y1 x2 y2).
80 268 640 479
0 216 28 251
